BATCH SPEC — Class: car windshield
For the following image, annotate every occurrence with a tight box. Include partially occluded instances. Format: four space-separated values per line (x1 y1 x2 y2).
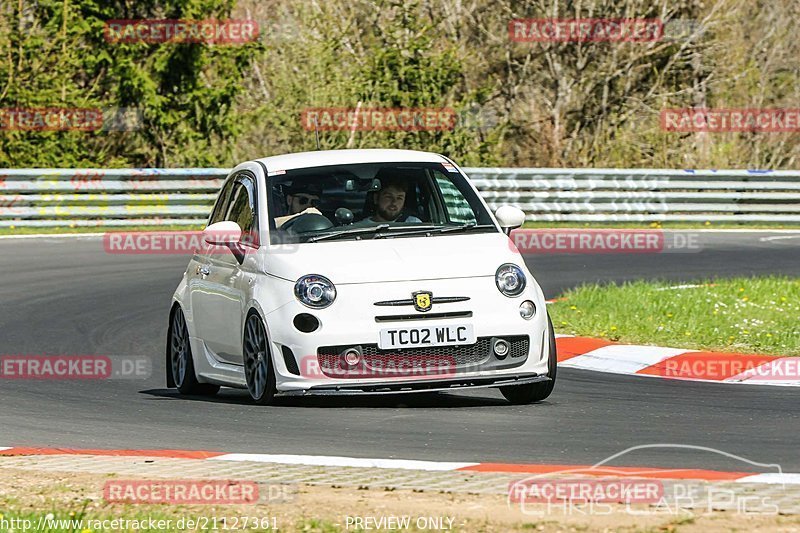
268 162 496 243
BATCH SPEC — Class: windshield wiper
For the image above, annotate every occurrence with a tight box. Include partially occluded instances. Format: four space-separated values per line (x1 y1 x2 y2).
307 224 391 242
374 223 494 239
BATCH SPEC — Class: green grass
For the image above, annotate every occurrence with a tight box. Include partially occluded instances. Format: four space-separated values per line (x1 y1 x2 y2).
549 276 800 356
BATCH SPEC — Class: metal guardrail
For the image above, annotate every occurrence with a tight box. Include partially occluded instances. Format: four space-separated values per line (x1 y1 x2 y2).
0 169 224 227
0 168 799 227
469 168 800 223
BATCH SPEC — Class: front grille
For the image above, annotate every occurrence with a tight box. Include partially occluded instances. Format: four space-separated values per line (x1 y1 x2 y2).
316 336 529 378
505 337 530 359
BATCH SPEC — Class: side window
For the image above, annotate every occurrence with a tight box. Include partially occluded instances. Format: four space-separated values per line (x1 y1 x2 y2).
225 176 258 237
434 172 477 224
208 178 235 226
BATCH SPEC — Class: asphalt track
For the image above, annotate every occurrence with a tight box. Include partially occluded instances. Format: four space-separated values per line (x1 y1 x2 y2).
0 231 798 472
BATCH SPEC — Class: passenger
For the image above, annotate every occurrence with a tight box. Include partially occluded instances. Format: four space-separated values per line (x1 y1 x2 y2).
365 178 422 223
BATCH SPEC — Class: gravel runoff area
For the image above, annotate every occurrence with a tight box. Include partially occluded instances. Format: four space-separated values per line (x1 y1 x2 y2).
2 453 800 532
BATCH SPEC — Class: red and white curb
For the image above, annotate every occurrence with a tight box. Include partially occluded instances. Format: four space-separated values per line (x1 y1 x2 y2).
1 447 798 485
555 335 800 386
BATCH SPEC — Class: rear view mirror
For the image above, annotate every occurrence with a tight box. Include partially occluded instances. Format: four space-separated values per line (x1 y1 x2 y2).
345 178 381 192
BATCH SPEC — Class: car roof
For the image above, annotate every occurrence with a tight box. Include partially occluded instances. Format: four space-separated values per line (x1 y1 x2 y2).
253 149 449 172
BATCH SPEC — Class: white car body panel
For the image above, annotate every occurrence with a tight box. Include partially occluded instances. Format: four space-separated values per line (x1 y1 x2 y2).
254 148 449 172
170 150 551 395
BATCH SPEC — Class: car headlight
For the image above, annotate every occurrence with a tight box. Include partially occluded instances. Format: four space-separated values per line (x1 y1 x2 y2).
495 264 526 297
294 275 336 308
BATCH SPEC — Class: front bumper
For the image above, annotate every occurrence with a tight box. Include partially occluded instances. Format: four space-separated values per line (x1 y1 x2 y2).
278 373 549 396
260 275 550 392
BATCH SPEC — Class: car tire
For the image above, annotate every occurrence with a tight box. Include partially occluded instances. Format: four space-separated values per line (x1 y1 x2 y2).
169 307 220 396
500 313 557 405
243 312 277 405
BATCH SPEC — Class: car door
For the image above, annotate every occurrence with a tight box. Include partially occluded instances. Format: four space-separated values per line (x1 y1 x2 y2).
187 175 233 352
189 173 257 365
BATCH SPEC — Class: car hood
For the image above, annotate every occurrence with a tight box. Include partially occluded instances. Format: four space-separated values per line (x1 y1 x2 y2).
266 232 525 284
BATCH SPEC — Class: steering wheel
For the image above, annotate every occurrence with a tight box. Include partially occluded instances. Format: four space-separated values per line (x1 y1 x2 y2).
281 213 334 233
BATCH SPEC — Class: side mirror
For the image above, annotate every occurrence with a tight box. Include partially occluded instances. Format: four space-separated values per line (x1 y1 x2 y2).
203 221 243 246
494 205 526 235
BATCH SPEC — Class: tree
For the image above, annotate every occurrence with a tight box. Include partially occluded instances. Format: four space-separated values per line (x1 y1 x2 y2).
0 0 262 167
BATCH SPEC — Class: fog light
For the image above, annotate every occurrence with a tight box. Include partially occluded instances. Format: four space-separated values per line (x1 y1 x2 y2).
343 349 361 366
519 300 536 320
293 313 320 333
493 339 510 359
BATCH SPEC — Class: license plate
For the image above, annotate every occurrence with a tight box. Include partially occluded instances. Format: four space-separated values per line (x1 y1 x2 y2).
378 324 475 350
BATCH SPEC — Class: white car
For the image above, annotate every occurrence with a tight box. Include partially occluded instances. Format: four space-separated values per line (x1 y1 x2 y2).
166 149 557 404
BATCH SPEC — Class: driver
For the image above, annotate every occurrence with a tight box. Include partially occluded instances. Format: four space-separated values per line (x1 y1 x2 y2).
364 178 421 223
274 181 324 227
